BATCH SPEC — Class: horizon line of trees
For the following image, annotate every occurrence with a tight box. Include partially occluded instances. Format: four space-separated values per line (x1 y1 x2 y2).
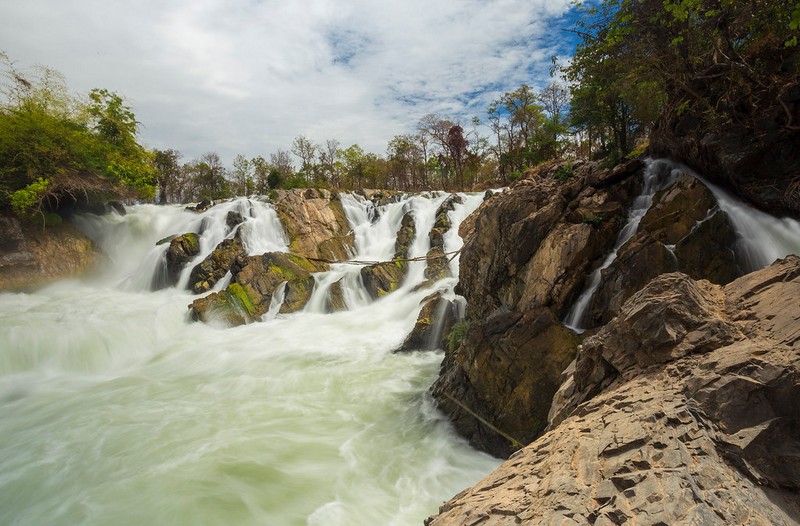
152 79 575 204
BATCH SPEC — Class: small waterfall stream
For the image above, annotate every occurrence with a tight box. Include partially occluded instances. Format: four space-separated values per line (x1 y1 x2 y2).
564 161 675 331
564 158 800 332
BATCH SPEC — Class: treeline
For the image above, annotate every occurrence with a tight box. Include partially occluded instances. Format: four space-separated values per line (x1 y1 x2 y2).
152 80 570 203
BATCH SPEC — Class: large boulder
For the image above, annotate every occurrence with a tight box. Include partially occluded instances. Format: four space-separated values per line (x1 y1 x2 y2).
272 188 355 261
396 293 461 352
428 257 800 525
187 236 245 293
430 161 641 456
425 195 462 281
189 252 327 326
161 232 200 288
359 260 405 299
584 171 742 327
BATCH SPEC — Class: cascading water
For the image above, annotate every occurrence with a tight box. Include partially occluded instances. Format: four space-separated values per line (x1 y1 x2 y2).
564 161 675 332
0 193 495 526
564 158 800 332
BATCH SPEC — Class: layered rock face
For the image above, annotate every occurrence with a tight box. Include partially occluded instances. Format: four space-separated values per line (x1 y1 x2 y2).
272 188 354 261
0 215 100 291
431 160 644 457
431 159 773 458
428 257 800 525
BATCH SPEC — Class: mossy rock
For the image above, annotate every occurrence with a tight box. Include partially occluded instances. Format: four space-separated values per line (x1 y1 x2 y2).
189 282 256 327
360 260 405 299
188 237 245 293
160 232 200 288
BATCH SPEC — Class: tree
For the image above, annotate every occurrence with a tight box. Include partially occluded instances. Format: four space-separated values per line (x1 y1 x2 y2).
0 54 155 218
152 148 181 204
291 135 318 184
231 154 252 196
185 152 229 201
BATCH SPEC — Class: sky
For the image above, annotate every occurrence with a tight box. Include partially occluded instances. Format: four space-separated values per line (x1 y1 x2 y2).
0 0 580 165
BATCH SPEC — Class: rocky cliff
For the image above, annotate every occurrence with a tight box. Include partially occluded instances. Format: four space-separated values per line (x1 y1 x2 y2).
429 157 799 459
427 256 800 525
0 214 101 291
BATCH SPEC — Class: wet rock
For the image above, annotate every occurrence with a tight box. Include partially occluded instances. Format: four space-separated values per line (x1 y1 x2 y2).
360 261 405 299
189 252 328 326
161 233 200 288
188 236 245 293
396 293 461 352
424 196 462 281
325 278 347 312
225 210 245 232
394 212 416 260
675 209 739 284
430 308 578 458
586 234 679 326
186 199 213 213
637 174 716 244
272 189 355 261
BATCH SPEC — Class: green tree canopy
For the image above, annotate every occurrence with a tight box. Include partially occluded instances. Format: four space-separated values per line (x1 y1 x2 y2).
0 53 155 219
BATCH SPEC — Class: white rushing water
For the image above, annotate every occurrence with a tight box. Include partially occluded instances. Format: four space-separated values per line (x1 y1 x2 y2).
563 161 675 331
0 195 496 526
564 158 800 332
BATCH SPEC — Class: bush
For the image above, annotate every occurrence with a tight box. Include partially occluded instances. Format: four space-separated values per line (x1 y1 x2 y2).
446 321 470 352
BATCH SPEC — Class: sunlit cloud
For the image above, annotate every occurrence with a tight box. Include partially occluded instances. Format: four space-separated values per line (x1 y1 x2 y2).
1 0 577 163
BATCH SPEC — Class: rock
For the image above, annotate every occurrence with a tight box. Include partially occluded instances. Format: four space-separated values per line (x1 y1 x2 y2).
360 260 405 299
650 87 800 217
424 196 462 281
186 199 213 213
428 257 800 525
272 189 355 260
106 201 126 215
0 215 100 291
585 234 679 326
189 252 327 326
675 209 739 284
637 174 716 244
430 308 578 458
161 232 200 288
432 162 641 457
325 278 347 312
587 158 644 188
396 293 461 352
225 210 244 232
394 211 416 260
188 236 245 293
584 173 742 327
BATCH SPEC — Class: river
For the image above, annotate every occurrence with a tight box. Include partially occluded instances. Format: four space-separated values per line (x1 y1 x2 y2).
0 193 499 526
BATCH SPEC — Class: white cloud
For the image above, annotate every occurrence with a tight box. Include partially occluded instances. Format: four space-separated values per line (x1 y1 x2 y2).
1 0 575 164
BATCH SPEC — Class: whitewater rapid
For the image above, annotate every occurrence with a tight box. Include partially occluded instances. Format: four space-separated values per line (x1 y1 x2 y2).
0 193 497 526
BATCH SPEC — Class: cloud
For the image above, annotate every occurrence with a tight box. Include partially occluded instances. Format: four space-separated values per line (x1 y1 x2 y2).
1 0 576 164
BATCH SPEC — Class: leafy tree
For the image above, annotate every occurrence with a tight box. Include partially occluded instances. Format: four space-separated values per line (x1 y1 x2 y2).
231 154 253 196
291 135 318 184
152 148 181 204
0 53 155 219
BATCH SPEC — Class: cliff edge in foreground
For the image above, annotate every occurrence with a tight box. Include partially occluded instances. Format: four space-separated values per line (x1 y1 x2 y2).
428 256 800 525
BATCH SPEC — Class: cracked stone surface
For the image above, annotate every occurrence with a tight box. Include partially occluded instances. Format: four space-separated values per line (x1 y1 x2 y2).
427 256 800 525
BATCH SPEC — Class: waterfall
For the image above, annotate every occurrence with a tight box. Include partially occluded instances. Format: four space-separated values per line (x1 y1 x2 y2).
71 197 288 291
564 158 800 333
564 160 675 332
0 191 498 526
